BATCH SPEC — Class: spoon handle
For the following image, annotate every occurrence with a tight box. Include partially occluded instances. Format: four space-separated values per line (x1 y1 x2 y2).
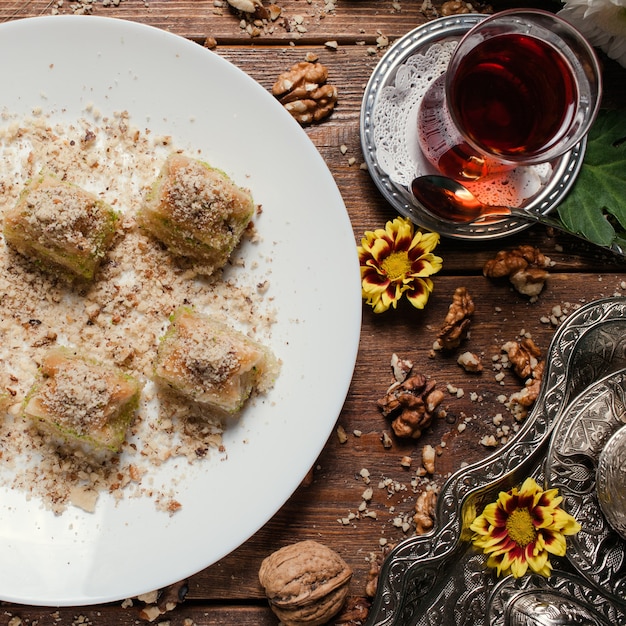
482 207 626 259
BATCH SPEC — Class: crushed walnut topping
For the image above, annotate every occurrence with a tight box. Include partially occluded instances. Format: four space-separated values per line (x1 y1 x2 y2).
181 327 240 387
23 184 109 252
164 158 250 241
0 110 277 514
39 358 113 432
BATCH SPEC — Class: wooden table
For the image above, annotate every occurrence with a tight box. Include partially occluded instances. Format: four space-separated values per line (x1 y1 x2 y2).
0 1 625 624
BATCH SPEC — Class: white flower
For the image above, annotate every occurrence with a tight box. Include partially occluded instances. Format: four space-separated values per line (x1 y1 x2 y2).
558 0 626 67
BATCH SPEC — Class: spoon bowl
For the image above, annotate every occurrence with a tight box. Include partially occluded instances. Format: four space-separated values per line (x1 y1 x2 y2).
410 174 626 257
411 175 533 224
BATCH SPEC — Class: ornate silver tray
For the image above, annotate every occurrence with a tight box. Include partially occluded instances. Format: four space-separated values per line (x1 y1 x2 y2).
359 14 586 241
366 297 626 625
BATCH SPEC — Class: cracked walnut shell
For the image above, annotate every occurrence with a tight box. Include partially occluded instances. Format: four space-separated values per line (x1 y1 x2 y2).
272 62 338 125
259 540 352 626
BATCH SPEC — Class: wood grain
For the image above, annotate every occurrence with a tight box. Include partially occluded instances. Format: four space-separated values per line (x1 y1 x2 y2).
0 1 625 624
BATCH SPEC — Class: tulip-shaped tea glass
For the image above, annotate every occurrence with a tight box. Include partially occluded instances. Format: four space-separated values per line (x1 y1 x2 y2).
417 9 602 182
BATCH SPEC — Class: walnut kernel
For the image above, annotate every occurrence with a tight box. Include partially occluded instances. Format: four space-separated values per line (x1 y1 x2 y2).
333 596 371 624
272 62 338 125
364 544 393 598
377 374 443 439
502 337 542 380
258 540 352 626
507 357 545 420
227 0 268 18
414 488 438 534
440 0 472 15
434 287 474 351
483 245 550 297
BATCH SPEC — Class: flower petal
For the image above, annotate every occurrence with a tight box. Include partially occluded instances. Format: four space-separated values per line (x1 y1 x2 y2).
408 254 443 278
540 529 567 556
481 502 506 527
552 508 582 535
390 217 415 251
409 230 440 254
405 278 434 310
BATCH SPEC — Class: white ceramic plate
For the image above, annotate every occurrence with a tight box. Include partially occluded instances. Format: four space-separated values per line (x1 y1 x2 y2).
0 16 361 606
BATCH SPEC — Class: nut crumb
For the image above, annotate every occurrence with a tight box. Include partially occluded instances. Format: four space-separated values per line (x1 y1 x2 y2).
337 424 348 444
457 351 482 373
422 444 435 474
480 434 498 447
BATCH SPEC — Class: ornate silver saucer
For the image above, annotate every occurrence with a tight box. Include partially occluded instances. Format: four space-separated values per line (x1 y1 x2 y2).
488 572 617 625
365 297 626 626
597 426 626 541
359 14 586 241
545 370 626 602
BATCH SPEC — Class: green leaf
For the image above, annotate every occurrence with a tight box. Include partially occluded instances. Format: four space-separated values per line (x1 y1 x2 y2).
557 109 626 246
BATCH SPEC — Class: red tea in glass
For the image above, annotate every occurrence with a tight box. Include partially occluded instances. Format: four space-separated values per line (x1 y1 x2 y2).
417 10 601 182
451 33 577 157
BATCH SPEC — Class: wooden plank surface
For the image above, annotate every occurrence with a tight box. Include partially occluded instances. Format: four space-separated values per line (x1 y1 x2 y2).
0 1 625 624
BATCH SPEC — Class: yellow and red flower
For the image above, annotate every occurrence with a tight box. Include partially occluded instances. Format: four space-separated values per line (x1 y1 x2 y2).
357 216 442 313
470 477 581 578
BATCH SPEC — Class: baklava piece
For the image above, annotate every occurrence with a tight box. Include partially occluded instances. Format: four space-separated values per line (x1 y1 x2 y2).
23 348 142 460
3 173 119 281
138 154 255 274
154 308 279 415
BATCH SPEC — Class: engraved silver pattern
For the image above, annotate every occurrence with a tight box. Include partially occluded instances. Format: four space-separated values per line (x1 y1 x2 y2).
365 297 626 626
488 571 618 625
545 370 626 602
597 427 626 540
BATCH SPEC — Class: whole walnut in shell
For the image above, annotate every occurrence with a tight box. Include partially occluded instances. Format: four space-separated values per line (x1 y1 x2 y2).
259 540 352 626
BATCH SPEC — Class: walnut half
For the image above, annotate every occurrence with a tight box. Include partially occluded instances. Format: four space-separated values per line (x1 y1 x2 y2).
377 373 444 439
434 286 475 351
483 245 550 297
259 540 352 626
272 62 338 125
